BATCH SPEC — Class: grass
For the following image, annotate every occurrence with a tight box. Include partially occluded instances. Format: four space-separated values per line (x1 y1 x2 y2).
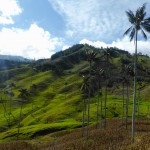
0 69 84 142
0 121 82 143
0 62 149 146
0 120 150 150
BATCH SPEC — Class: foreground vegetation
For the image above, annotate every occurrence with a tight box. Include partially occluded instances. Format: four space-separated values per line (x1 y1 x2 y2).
0 120 150 150
0 42 149 150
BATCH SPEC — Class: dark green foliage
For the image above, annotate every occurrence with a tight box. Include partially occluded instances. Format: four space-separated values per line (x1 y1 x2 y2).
0 60 22 70
120 57 131 65
51 44 84 60
34 45 87 72
32 44 149 80
18 88 30 101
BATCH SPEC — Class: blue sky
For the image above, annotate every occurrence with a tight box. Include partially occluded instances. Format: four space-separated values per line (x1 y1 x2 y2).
0 0 150 59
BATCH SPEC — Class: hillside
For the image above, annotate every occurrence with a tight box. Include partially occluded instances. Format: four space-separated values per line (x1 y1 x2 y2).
0 55 30 70
0 44 150 149
0 55 29 62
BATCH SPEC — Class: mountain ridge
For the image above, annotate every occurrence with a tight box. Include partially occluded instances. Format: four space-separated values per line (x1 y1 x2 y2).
0 54 30 62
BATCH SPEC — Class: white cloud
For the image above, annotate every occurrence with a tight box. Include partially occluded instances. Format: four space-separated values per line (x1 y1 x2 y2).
80 37 150 56
0 24 64 59
62 45 70 51
49 0 150 41
0 0 22 24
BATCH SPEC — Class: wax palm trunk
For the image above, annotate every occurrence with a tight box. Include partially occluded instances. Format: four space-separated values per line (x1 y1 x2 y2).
96 88 99 129
132 30 137 143
104 80 107 128
137 88 140 119
17 100 23 140
122 82 125 125
87 62 92 140
82 98 86 138
100 90 103 128
96 80 101 129
125 81 129 129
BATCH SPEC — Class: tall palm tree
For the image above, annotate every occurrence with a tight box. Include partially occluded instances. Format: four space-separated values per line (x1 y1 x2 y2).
9 83 16 125
81 74 96 140
4 83 16 128
93 68 103 128
64 81 68 100
1 89 10 127
102 49 112 128
81 75 90 138
17 88 29 140
124 3 150 143
125 65 133 129
120 64 132 128
30 84 37 111
122 77 125 125
85 47 97 140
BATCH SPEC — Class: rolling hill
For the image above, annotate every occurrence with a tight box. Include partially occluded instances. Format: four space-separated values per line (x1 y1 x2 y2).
0 55 30 70
0 44 150 149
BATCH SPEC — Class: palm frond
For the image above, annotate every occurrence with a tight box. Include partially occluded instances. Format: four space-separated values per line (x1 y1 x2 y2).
129 28 135 41
136 3 146 20
141 28 147 40
123 26 133 36
140 3 146 13
86 50 97 62
144 17 150 23
126 10 136 24
140 12 146 21
142 23 150 32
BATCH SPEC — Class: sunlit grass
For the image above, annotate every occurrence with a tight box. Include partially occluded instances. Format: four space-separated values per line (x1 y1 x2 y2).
0 62 149 144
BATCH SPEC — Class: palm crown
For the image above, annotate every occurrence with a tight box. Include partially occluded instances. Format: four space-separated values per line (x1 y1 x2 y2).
124 3 150 41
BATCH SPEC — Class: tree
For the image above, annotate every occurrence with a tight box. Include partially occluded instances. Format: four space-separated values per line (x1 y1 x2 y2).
1 88 10 128
93 68 103 128
121 76 125 125
124 3 150 143
124 65 133 129
120 64 133 129
30 84 37 111
102 49 112 128
84 47 97 140
64 81 68 100
80 74 96 139
17 88 29 140
81 75 90 138
4 83 16 128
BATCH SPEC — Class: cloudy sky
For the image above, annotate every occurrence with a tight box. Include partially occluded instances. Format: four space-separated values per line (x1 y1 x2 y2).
0 0 150 59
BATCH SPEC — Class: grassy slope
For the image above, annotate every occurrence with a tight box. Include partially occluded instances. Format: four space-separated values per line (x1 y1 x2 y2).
0 57 149 143
0 65 84 142
0 120 150 150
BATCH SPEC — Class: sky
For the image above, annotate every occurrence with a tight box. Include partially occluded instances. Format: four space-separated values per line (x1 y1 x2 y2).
0 0 150 59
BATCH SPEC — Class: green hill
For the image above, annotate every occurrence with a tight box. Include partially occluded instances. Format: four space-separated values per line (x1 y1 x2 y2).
0 44 149 147
0 55 30 70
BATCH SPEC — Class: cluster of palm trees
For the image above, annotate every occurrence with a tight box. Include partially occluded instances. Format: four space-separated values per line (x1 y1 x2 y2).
0 83 30 139
81 47 115 140
17 87 29 139
81 3 150 143
1 83 16 129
